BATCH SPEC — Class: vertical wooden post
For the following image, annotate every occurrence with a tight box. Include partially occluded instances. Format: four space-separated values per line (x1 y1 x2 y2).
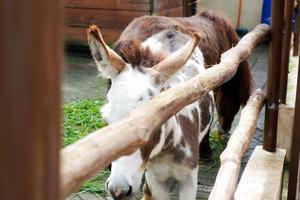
183 0 195 17
0 0 62 200
264 0 285 152
287 56 300 200
293 0 300 56
280 0 295 103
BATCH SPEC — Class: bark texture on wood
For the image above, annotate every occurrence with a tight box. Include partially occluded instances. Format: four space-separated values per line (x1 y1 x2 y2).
293 0 300 56
60 24 270 199
263 0 285 152
280 0 295 103
208 90 266 200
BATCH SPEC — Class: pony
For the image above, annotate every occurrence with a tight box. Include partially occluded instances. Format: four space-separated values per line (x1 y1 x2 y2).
87 11 252 200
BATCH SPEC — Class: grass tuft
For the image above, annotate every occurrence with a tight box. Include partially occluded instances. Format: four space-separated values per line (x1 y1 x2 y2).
63 99 107 146
209 130 227 161
63 99 109 195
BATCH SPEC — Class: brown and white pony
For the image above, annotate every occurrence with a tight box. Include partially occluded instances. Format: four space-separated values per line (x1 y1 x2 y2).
87 11 252 200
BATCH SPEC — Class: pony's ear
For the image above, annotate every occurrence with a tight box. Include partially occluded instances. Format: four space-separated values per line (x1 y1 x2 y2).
150 33 201 84
87 25 126 78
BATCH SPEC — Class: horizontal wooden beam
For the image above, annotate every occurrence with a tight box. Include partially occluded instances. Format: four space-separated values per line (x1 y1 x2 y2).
208 89 266 200
235 146 286 200
65 8 147 29
64 26 122 44
64 0 151 11
60 24 270 199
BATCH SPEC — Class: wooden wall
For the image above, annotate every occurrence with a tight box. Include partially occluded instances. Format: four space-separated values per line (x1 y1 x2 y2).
152 0 184 16
64 0 186 43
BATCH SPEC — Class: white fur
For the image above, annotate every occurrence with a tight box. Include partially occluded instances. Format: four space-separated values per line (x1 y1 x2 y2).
180 143 192 158
108 149 145 194
149 130 166 159
146 157 199 200
89 37 119 78
198 91 214 143
101 66 160 124
142 37 164 54
95 61 119 78
179 166 198 200
168 117 182 146
177 102 199 120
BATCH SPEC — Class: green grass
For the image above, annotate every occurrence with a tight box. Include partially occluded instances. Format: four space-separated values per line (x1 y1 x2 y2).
63 99 109 195
63 99 106 146
209 130 227 161
199 130 227 170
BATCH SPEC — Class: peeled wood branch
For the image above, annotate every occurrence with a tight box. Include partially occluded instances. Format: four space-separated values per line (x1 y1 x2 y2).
60 24 270 199
208 89 266 200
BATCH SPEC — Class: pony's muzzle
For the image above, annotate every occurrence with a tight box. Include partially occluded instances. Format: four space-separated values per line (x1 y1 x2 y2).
106 179 132 200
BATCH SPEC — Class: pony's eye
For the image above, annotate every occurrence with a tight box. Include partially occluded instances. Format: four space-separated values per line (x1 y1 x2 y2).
138 96 144 101
147 89 154 97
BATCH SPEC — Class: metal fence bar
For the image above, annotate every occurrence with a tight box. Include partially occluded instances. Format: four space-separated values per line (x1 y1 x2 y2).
264 0 285 152
0 1 62 200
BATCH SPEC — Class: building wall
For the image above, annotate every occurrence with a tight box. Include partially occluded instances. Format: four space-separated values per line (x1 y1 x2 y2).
197 0 263 31
64 0 185 44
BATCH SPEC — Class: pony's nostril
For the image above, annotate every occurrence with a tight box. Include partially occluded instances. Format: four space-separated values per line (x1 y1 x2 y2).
105 181 109 190
108 185 132 200
125 185 132 197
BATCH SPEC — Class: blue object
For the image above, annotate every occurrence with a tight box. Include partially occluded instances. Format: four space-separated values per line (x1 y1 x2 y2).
261 0 272 25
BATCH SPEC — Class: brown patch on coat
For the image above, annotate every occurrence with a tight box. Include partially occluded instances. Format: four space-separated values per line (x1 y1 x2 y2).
114 39 166 68
143 181 152 200
161 96 214 168
160 110 200 168
140 128 162 162
199 94 213 132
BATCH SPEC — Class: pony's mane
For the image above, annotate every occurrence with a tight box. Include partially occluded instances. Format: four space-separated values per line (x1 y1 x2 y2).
113 39 166 69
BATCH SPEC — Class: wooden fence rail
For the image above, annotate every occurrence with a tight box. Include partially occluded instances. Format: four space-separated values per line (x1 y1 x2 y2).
60 24 270 199
208 89 266 200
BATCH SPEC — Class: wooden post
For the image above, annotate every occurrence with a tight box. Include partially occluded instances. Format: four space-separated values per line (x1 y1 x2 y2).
183 0 195 17
264 0 285 152
280 0 295 103
293 0 300 56
0 1 62 200
209 90 266 200
287 55 300 200
60 24 270 198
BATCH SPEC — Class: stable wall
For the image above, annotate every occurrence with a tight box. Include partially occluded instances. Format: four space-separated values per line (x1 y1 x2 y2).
197 0 263 31
64 0 186 43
